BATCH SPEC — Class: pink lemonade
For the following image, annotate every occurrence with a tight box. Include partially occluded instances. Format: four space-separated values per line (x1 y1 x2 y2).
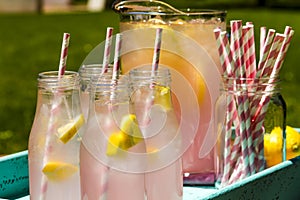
28 71 83 199
129 67 183 199
117 10 226 182
80 75 147 200
80 115 146 200
121 48 220 179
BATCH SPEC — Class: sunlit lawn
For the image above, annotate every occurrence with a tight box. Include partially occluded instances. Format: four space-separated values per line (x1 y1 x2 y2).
0 7 299 154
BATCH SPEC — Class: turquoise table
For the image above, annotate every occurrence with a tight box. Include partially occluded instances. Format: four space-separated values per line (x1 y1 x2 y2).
1 151 299 200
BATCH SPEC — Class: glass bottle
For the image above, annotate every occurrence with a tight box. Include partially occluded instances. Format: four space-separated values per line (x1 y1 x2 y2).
78 64 112 120
28 71 84 199
80 74 147 200
215 76 286 187
129 66 183 200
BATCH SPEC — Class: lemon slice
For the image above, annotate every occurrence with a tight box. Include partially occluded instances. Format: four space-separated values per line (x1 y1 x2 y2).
42 161 78 182
106 114 143 156
57 114 85 144
154 85 172 111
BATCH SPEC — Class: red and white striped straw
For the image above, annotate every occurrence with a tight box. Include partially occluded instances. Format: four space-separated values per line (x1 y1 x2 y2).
101 27 114 74
272 28 294 77
110 33 122 101
260 33 286 78
230 20 245 78
112 33 122 82
58 33 70 78
245 23 256 79
151 28 163 77
214 28 225 72
242 26 250 77
250 34 286 120
231 20 251 177
260 27 267 59
214 28 234 76
256 29 276 78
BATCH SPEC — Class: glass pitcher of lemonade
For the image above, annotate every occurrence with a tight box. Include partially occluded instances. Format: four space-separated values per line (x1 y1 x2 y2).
113 0 226 184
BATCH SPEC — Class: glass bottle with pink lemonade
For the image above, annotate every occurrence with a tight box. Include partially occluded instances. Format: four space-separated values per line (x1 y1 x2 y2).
28 71 84 200
129 66 183 200
80 74 147 200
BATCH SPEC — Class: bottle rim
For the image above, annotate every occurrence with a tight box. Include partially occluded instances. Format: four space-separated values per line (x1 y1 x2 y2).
129 65 171 85
38 71 80 89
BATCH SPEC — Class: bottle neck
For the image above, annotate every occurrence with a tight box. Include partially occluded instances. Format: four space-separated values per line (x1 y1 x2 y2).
90 74 130 104
129 66 171 88
35 71 82 118
79 64 113 92
38 71 80 92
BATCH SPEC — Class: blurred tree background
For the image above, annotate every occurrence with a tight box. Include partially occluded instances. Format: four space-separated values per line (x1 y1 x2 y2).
0 0 299 154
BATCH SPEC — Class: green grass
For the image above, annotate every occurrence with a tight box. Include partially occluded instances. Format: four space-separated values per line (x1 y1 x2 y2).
0 7 299 154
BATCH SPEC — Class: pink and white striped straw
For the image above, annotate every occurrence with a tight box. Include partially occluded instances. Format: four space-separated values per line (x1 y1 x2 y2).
110 33 122 101
256 29 276 78
112 33 122 82
242 26 251 77
41 33 71 198
231 20 251 178
58 33 70 78
214 28 234 76
260 27 267 59
272 28 294 77
151 28 163 77
260 33 286 78
245 23 256 79
101 27 114 74
230 20 245 78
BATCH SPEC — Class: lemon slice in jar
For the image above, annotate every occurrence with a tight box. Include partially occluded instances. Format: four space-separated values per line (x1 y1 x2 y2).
106 114 143 156
42 161 78 182
57 114 85 144
153 85 172 111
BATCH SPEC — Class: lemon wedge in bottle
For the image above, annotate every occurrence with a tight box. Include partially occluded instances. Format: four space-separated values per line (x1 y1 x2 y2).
57 114 85 144
42 161 78 182
106 114 143 156
153 85 172 111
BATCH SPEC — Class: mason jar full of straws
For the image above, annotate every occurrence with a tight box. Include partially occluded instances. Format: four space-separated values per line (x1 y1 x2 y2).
215 76 286 187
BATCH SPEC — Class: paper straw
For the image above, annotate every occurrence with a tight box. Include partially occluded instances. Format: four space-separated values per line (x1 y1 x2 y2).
260 34 286 78
230 20 245 78
221 96 237 185
110 33 122 101
260 27 267 59
151 28 163 77
256 29 276 78
112 33 122 82
272 29 294 77
242 26 250 75
231 20 251 177
214 28 234 76
58 33 70 79
214 28 226 73
41 33 72 198
101 27 114 74
251 34 286 119
245 23 257 80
